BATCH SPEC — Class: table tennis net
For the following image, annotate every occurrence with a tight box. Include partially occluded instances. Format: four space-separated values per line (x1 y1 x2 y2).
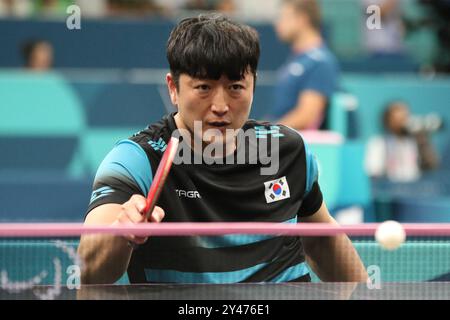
0 223 449 300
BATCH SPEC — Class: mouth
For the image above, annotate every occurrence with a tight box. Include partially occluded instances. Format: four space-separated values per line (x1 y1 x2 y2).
207 121 231 128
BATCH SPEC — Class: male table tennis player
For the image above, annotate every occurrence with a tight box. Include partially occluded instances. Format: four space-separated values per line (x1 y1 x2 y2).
78 14 367 284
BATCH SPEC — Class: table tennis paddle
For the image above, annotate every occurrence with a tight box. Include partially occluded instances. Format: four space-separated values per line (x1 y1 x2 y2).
144 136 179 221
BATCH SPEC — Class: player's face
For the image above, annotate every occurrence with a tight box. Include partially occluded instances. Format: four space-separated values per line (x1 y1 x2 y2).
167 71 254 147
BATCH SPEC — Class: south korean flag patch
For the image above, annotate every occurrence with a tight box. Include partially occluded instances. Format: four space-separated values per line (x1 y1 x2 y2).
264 176 290 204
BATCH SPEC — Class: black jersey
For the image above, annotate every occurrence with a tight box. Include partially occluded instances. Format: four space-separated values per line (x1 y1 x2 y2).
87 113 323 283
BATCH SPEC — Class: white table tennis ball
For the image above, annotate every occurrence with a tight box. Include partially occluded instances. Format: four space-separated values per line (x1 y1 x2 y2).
375 220 406 250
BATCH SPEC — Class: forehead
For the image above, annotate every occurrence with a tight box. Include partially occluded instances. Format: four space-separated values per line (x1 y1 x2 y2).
180 72 255 83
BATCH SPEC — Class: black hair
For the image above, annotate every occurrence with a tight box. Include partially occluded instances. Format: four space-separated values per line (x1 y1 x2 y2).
166 13 260 89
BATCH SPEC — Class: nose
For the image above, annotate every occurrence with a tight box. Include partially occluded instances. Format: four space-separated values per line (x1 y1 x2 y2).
211 87 229 116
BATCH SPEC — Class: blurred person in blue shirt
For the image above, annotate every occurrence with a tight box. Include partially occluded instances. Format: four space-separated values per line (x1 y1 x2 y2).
272 0 340 130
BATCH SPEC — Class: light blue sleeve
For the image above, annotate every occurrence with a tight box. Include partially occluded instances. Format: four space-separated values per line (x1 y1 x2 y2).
303 141 319 196
94 139 153 196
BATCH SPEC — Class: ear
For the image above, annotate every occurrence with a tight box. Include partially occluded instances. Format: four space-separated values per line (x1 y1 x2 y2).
166 73 178 106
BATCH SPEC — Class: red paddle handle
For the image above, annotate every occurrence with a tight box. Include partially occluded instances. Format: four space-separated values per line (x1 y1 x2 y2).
144 137 179 220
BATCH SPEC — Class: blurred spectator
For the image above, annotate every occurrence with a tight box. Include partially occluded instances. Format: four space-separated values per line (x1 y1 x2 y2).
233 0 280 22
365 101 439 182
361 0 406 55
33 0 72 17
415 0 450 73
0 0 32 17
215 0 235 14
160 0 280 20
152 0 185 16
183 0 215 11
270 0 340 130
360 0 419 72
22 39 54 71
75 0 108 18
107 0 164 17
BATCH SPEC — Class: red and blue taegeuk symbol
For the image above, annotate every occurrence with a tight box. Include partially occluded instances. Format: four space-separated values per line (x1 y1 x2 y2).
272 183 282 196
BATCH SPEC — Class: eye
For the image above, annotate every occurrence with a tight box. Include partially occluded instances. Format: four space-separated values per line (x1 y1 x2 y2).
230 84 245 92
195 84 210 93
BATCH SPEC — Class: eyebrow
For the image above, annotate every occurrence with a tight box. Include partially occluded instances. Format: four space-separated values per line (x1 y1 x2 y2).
187 75 251 84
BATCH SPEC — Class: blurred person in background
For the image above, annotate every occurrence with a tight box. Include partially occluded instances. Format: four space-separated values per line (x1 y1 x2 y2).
183 0 215 11
0 0 32 17
175 0 281 21
232 0 280 22
75 0 108 18
410 0 450 73
22 39 54 71
182 0 237 15
33 0 71 17
215 0 235 14
361 0 407 57
365 101 440 182
271 0 340 131
107 0 165 17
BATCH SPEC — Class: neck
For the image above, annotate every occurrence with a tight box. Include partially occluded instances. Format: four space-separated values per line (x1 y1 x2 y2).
292 29 323 53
